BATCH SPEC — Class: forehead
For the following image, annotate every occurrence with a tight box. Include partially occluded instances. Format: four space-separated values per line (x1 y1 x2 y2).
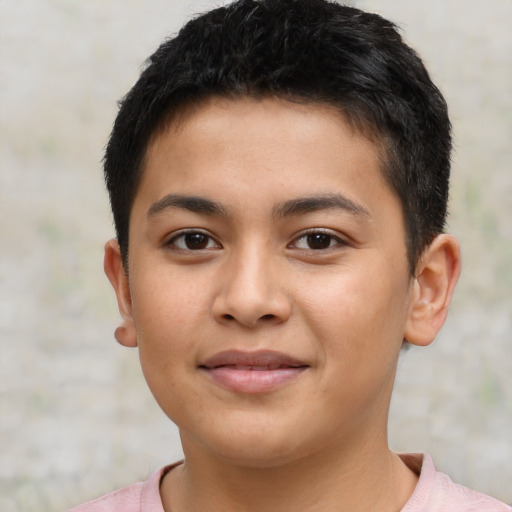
135 96 400 226
147 94 386 165
146 96 383 176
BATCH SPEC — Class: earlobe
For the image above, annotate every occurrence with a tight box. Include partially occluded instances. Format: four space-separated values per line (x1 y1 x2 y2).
104 239 138 347
404 234 461 347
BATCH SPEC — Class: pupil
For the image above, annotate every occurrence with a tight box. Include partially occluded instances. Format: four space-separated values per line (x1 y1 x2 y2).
307 233 331 250
185 233 208 250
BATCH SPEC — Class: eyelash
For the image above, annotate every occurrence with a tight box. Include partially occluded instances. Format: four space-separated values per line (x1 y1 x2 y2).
166 229 346 252
289 229 346 251
166 230 221 251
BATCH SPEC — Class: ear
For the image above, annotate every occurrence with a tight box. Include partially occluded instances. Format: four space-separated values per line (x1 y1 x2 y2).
404 234 461 347
103 239 138 347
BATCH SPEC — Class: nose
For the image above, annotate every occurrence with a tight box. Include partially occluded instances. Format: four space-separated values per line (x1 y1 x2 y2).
212 247 292 328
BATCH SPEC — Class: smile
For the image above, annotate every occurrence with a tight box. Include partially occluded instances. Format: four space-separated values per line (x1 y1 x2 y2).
199 350 309 393
218 364 298 370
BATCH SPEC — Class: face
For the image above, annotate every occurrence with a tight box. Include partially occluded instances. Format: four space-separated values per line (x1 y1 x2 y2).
115 97 416 467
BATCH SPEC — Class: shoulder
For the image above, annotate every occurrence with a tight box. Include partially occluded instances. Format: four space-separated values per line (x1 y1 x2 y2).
400 453 512 512
65 464 179 512
66 481 145 512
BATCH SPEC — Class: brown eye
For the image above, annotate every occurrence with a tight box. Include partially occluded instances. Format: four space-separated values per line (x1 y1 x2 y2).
169 231 220 251
306 233 333 250
184 233 209 250
291 230 344 251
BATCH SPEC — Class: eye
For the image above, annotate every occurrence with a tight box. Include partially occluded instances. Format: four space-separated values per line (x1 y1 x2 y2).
291 230 344 250
168 231 220 251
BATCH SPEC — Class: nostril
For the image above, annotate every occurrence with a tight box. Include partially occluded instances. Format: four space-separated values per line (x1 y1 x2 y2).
221 313 276 323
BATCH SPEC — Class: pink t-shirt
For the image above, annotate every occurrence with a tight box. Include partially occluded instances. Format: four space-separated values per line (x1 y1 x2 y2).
67 454 511 511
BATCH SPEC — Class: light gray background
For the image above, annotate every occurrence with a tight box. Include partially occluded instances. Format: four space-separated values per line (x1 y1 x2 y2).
1 1 511 510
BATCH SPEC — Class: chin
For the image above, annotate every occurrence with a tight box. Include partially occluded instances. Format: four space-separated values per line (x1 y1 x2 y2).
180 415 324 470
212 442 306 470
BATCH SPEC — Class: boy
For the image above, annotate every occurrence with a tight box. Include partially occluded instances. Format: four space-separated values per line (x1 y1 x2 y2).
69 0 510 510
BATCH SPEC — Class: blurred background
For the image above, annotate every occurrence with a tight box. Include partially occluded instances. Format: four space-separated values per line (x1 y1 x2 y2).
0 0 510 510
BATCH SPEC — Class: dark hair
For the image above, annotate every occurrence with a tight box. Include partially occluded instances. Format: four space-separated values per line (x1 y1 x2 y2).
104 0 451 273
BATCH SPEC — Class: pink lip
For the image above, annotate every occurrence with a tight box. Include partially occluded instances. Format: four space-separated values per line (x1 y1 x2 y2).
199 350 309 393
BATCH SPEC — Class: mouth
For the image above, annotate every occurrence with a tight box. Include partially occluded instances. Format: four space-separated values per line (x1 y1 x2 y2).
199 350 309 393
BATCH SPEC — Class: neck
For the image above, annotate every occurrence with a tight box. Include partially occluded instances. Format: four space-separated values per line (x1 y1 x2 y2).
161 433 418 512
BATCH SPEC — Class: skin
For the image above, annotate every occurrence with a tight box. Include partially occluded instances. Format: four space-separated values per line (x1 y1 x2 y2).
105 96 461 511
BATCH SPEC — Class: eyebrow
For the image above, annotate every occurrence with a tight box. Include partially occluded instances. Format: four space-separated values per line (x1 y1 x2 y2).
273 193 371 219
147 192 370 220
147 194 227 217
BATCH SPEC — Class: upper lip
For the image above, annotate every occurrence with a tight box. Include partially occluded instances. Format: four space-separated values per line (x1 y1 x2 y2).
200 350 309 369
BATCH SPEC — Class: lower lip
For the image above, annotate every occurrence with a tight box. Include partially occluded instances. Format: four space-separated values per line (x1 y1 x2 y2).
201 366 308 393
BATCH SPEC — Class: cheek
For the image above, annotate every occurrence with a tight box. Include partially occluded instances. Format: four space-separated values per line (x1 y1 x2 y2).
132 265 209 333
129 274 210 384
130 277 200 416
298 262 409 359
